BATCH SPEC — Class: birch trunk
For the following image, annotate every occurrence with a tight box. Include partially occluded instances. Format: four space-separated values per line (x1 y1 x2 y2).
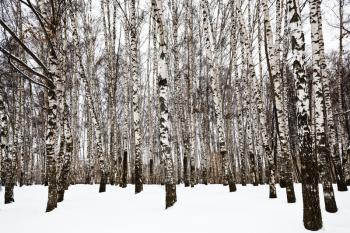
71 11 107 193
1 81 15 204
130 0 143 194
57 103 73 202
45 55 58 212
263 0 295 202
152 0 177 208
201 0 229 185
287 0 322 229
318 2 347 192
309 0 337 213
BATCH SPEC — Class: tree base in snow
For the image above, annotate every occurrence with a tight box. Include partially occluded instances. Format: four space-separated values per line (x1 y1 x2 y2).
269 185 277 198
336 180 348 191
99 175 107 193
5 185 15 204
303 219 322 231
57 190 65 202
286 184 296 203
323 183 338 213
301 175 322 230
46 201 57 212
135 183 143 194
269 193 277 198
4 197 14 204
46 183 57 212
279 179 286 188
165 183 177 209
229 181 237 192
325 198 338 213
135 166 143 194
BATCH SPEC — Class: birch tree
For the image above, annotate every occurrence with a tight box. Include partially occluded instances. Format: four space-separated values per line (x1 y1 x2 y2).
1 79 15 204
201 0 229 186
151 0 177 208
262 0 295 202
130 0 143 194
287 0 322 229
318 1 348 192
309 0 337 213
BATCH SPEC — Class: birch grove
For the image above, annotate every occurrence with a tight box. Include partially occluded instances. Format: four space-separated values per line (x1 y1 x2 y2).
0 0 350 230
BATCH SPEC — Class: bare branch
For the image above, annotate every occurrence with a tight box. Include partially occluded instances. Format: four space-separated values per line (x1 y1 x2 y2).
8 59 50 89
0 46 53 86
0 17 49 74
334 110 350 115
26 0 57 59
115 0 131 29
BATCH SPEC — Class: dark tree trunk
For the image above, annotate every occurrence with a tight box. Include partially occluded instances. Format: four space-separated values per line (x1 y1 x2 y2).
149 158 154 184
183 156 189 187
121 150 128 188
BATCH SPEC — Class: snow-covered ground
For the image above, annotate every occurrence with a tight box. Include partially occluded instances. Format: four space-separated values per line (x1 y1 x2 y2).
0 184 349 233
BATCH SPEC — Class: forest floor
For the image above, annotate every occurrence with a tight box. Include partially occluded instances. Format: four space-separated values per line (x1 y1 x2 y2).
0 184 349 233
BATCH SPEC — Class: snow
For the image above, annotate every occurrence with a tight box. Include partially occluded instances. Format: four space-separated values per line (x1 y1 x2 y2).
0 184 349 233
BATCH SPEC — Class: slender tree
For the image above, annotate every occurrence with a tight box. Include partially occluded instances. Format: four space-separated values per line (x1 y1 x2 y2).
309 0 337 213
201 0 229 186
151 0 177 208
287 0 322 229
130 0 143 194
1 78 15 204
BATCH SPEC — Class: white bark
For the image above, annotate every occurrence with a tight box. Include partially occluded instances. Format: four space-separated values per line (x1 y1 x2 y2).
201 0 229 184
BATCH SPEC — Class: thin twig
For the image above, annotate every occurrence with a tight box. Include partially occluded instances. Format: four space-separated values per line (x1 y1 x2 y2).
0 17 49 74
0 46 53 86
9 59 50 89
26 0 57 58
